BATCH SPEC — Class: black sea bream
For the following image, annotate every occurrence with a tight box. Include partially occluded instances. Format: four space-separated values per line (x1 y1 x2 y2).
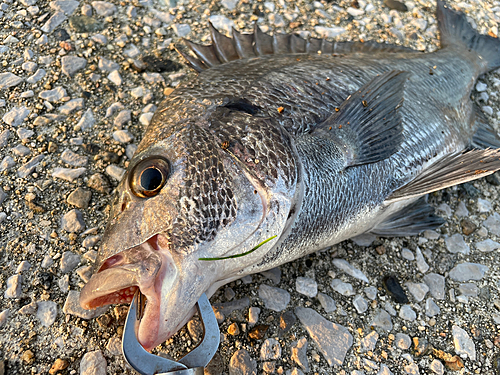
81 1 500 350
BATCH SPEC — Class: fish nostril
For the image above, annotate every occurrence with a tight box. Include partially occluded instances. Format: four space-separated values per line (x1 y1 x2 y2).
120 194 131 212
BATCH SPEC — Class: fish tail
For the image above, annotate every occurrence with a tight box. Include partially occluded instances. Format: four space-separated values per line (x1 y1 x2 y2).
437 0 500 72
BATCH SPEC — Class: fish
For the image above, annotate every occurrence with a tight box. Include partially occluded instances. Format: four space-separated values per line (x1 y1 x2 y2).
80 0 500 350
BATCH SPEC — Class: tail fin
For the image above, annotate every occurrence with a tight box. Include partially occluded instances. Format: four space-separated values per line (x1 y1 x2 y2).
437 0 500 71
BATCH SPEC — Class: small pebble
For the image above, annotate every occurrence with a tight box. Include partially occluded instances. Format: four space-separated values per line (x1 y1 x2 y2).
260 338 281 360
229 349 257 375
353 295 368 313
425 298 441 317
330 279 354 296
248 306 260 326
332 259 369 283
361 331 379 352
296 277 318 298
60 251 80 273
291 337 309 372
415 247 429 273
63 290 108 319
429 359 444 375
476 239 500 252
36 301 58 327
80 350 107 375
4 275 22 298
399 305 417 321
0 309 10 327
317 292 336 313
259 285 290 312
452 325 476 360
61 209 86 233
106 164 126 181
449 262 488 282
372 309 393 331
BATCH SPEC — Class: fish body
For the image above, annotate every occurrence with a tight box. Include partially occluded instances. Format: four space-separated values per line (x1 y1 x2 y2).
81 1 500 350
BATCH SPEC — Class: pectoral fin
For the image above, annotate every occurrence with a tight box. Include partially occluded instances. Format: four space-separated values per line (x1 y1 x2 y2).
386 148 500 203
312 70 408 166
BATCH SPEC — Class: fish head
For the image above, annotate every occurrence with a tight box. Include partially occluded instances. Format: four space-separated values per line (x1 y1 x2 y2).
80 102 299 350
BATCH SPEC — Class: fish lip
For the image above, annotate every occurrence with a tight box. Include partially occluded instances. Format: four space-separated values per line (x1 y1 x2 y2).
79 235 167 350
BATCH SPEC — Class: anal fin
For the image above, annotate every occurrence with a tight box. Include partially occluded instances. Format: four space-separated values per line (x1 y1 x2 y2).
386 148 500 203
371 197 444 237
471 108 500 149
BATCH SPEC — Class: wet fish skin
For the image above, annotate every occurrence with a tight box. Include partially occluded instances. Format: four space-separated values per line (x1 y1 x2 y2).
81 1 500 350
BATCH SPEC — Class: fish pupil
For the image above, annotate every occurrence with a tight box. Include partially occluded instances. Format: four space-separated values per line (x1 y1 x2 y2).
141 168 163 191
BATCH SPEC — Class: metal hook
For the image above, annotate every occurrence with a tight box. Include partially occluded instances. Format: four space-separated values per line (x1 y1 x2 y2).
122 290 220 375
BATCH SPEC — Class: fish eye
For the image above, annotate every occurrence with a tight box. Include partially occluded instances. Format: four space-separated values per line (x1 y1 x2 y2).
130 157 170 198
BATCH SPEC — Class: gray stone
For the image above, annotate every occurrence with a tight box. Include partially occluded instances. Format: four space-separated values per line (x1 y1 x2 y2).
106 336 122 356
139 112 154 126
259 284 290 312
39 86 67 102
0 187 6 206
296 277 318 298
353 295 368 313
332 259 369 283
476 239 500 252
17 127 34 141
105 164 125 181
58 275 69 292
76 109 95 131
209 15 235 34
221 0 237 10
455 201 469 217
76 265 93 283
212 298 250 323
67 187 92 209
83 235 101 248
477 198 492 212
248 306 260 326
295 307 353 366
452 325 476 360
26 68 46 83
436 203 452 217
405 282 429 302
12 144 31 156
22 62 37 73
415 247 429 273
61 209 86 233
4 274 22 298
60 251 80 272
91 1 116 16
0 156 15 172
61 149 88 167
63 290 108 319
0 129 9 148
172 23 191 37
459 283 479 297
41 254 54 268
423 273 445 300
483 212 500 236
229 349 257 375
372 309 392 331
18 155 44 178
36 301 57 327
107 70 122 86
50 0 79 15
378 364 394 375
61 56 87 77
401 248 414 260
361 331 379 352
19 301 37 315
2 106 30 126
114 109 131 127
126 144 137 159
399 305 416 321
314 25 346 38
291 337 309 372
404 363 419 374
41 11 67 33
317 292 336 313
449 263 488 281
364 286 377 300
98 57 120 72
53 167 86 182
80 350 107 375
429 359 444 375
476 81 487 92
149 8 172 23
260 338 281 360
445 234 469 254
59 98 84 115
425 298 440 317
16 260 31 273
124 44 140 58
351 233 376 246
330 279 354 296
112 130 133 144
0 72 23 89
395 333 411 350
0 309 9 327
260 267 281 284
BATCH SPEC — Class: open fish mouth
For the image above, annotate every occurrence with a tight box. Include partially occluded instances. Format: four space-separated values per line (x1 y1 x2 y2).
80 234 172 350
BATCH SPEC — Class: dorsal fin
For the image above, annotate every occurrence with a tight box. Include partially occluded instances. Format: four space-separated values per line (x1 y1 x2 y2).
177 24 419 72
311 70 408 167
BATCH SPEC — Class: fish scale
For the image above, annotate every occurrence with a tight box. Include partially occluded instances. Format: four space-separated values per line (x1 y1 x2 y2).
81 1 500 351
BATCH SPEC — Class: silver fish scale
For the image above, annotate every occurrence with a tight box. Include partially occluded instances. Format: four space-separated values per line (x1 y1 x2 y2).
207 108 297 189
171 123 238 252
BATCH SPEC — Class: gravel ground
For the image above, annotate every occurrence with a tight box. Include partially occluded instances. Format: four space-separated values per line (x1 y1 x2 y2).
1 0 500 374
